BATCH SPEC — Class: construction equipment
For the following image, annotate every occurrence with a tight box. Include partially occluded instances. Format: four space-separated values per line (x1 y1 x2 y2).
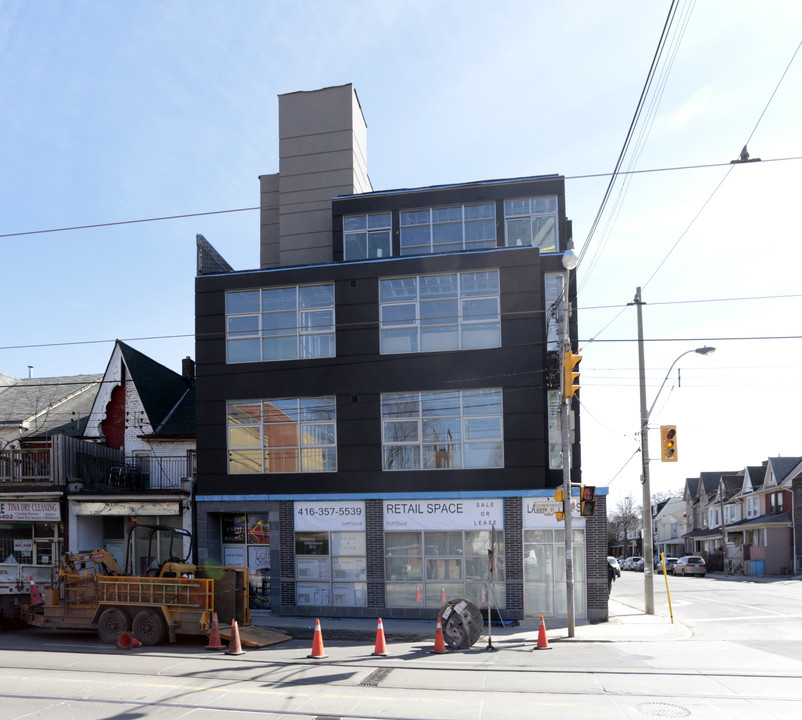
23 522 250 646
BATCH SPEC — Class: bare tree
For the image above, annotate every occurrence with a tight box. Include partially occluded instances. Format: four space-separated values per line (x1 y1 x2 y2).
608 494 642 556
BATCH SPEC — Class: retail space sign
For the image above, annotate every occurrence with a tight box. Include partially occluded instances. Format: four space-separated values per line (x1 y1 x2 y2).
383 498 503 531
294 500 366 532
0 501 60 521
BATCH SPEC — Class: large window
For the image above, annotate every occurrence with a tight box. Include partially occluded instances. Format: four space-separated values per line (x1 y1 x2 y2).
226 284 335 363
382 389 503 470
295 530 367 607
221 514 271 610
380 270 500 354
385 529 505 608
227 397 337 474
343 213 392 260
400 203 496 256
504 196 558 252
523 528 585 618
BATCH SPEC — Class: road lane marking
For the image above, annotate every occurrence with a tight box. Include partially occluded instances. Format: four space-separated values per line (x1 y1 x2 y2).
692 595 787 616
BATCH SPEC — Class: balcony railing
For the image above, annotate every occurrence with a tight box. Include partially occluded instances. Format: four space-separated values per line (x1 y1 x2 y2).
0 448 51 482
77 453 192 491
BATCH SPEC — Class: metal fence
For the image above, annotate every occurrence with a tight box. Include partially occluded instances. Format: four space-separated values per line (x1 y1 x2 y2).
0 448 51 482
76 453 191 491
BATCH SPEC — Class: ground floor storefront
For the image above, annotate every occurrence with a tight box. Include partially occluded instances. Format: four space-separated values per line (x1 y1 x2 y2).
195 490 609 623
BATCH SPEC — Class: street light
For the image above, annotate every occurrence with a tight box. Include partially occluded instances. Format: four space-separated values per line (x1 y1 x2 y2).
561 240 578 637
634 286 715 615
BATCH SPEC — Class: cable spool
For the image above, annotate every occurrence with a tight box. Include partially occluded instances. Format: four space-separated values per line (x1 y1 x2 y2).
437 597 483 649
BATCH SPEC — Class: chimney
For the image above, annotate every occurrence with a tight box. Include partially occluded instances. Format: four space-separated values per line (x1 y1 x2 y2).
28 365 33 378
182 357 195 383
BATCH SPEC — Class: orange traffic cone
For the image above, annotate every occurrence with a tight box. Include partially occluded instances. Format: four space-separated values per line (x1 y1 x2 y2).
29 577 43 605
117 631 133 649
205 612 225 650
307 618 328 659
431 616 447 654
415 584 421 603
440 586 446 603
535 614 551 650
226 620 246 655
372 618 388 656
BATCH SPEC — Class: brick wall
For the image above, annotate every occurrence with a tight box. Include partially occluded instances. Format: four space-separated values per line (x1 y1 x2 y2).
504 497 523 618
585 495 609 623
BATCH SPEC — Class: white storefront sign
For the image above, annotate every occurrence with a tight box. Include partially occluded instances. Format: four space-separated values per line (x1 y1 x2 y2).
294 500 365 532
523 496 584 529
0 501 60 521
73 502 179 516
383 498 503 531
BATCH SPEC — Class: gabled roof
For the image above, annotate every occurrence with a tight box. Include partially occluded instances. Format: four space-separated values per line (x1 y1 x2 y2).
0 372 102 441
720 474 743 502
700 471 735 496
684 477 700 500
766 456 802 487
743 465 765 492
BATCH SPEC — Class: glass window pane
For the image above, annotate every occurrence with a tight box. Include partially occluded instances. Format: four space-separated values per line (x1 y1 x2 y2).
300 284 334 309
382 394 419 417
532 197 557 214
247 515 269 544
265 399 298 422
464 218 496 246
263 336 297 361
427 558 462 581
421 392 460 417
419 274 458 299
368 212 392 229
462 324 500 349
464 203 495 220
465 416 502 440
229 426 260 448
332 557 367 581
265 448 298 472
296 532 329 555
385 532 421 556
431 222 462 251
227 290 260 314
380 328 418 354
400 209 430 226
385 556 422 582
264 423 297 447
262 287 297 311
463 389 503 415
344 215 367 231
300 333 334 359
400 225 431 254
504 198 530 217
300 309 333 332
382 303 416 326
461 270 499 296
380 276 418 302
301 447 336 471
420 325 459 351
383 420 419 442
384 445 420 470
462 298 498 322
300 424 335 445
425 532 463 556
228 315 259 335
464 442 503 468
423 444 461 469
386 582 423 607
532 216 557 252
368 231 391 258
345 233 366 260
262 311 296 336
228 402 261 424
432 206 461 223
506 217 532 246
300 396 336 421
229 449 262 474
420 299 458 326
228 339 261 363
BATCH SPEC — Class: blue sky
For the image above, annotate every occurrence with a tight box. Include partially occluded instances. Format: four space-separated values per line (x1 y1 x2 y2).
2 1 801 506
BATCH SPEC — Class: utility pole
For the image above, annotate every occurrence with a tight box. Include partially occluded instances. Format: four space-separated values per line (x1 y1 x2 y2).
635 287 655 615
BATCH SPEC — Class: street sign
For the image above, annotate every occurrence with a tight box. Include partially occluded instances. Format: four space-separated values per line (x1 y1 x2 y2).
530 500 564 516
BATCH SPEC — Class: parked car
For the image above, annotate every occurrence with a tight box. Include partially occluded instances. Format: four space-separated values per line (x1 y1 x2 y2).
672 556 706 577
624 556 643 571
607 556 621 577
656 557 679 573
632 557 645 572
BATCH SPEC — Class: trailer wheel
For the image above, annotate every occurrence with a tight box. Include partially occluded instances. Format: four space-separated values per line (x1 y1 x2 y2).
132 609 167 646
98 608 131 644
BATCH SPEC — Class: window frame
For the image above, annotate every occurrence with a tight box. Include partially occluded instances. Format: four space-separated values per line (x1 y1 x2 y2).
381 388 504 471
227 396 337 474
379 269 501 355
399 202 496 256
504 196 559 252
343 212 393 261
225 283 336 364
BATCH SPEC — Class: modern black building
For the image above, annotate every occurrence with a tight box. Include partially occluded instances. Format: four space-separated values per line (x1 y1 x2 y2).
194 84 608 622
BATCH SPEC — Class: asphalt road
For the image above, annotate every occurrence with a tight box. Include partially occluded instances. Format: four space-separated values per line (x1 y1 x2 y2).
1 572 801 720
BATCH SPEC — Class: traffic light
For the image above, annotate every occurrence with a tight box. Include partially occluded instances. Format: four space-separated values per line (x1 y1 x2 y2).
563 350 582 399
660 425 678 462
580 486 596 517
554 488 565 521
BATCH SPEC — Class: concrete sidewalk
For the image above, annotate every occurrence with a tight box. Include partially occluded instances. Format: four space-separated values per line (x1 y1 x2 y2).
252 598 689 645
